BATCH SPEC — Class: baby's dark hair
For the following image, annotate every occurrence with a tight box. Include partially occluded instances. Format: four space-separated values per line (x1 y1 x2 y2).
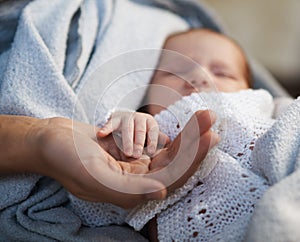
165 28 253 88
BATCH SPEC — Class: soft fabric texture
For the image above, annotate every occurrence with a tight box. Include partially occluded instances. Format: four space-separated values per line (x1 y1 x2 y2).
150 91 300 242
0 0 32 54
245 96 300 242
142 89 274 241
0 0 293 240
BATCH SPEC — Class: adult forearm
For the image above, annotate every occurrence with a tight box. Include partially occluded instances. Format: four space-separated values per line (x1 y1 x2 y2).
0 115 41 174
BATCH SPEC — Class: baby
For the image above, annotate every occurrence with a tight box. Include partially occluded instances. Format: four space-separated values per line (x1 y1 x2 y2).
146 28 251 115
70 29 276 241
98 28 251 159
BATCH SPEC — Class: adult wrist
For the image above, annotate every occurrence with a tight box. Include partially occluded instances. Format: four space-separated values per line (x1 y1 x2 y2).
0 115 45 175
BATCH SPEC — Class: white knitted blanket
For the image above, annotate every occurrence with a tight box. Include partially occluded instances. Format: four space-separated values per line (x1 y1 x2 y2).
129 89 275 241
71 89 300 241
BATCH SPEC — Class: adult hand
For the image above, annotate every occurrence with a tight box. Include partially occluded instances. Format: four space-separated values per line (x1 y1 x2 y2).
0 111 218 209
29 117 167 209
148 110 219 192
0 115 164 208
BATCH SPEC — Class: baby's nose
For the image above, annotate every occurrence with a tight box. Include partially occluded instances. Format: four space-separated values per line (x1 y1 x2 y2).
190 78 209 88
186 76 211 92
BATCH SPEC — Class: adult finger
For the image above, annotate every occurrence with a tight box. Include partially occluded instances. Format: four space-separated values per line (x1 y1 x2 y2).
104 175 167 209
150 110 215 169
77 154 167 208
147 110 219 191
167 130 219 192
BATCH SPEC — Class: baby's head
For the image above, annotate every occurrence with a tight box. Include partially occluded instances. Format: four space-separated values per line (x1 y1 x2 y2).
146 28 252 115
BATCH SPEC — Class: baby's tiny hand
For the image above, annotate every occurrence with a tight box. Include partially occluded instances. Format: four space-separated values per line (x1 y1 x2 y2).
97 111 169 158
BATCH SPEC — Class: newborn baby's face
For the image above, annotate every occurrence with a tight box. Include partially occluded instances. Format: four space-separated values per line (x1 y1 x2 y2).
147 29 249 115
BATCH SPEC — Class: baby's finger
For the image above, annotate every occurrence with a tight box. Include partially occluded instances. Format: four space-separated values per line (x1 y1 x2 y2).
122 116 134 156
146 119 160 154
133 117 147 158
97 118 120 137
